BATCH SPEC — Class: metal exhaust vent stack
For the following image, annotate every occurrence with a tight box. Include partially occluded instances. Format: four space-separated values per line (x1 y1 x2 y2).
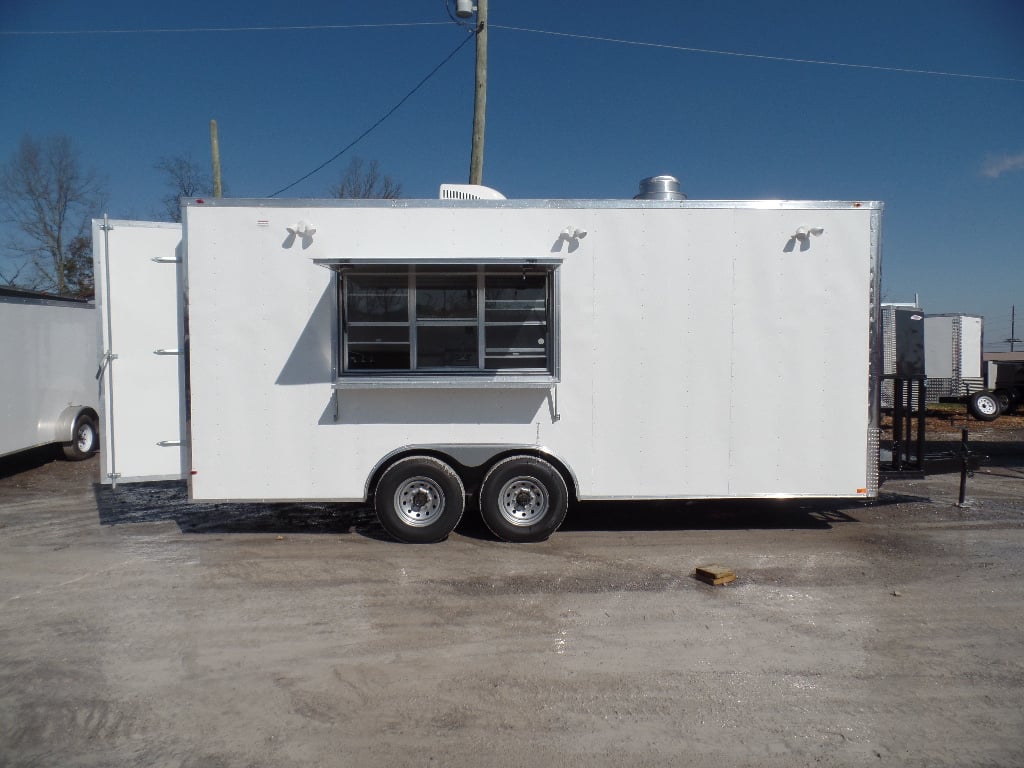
634 175 686 200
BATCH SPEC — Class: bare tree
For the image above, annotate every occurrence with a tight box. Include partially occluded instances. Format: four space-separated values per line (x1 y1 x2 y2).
63 234 95 299
155 154 212 222
0 135 105 297
329 157 402 199
0 258 32 289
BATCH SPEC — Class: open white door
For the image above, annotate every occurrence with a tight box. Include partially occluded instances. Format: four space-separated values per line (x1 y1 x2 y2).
93 219 186 484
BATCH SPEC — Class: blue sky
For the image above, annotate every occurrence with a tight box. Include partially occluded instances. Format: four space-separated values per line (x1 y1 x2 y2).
2 1 1022 348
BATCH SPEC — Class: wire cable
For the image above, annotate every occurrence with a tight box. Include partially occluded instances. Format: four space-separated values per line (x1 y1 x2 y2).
266 30 475 198
8 17 1016 83
444 0 473 29
0 21 451 36
491 24 1024 85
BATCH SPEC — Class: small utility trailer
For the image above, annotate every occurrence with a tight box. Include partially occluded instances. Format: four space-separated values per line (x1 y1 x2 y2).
985 360 1024 416
0 287 99 460
94 182 883 542
954 359 1024 422
924 313 1023 421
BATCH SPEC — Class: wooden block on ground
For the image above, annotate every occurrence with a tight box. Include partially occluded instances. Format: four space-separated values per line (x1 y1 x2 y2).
695 564 736 586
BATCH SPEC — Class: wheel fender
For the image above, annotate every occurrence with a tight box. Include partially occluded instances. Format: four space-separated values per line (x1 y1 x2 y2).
55 405 98 444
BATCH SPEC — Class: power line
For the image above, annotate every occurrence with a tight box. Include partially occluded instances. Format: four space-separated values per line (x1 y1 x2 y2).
491 24 1024 85
8 18 1018 84
267 30 475 198
0 21 451 36
6 17 1021 84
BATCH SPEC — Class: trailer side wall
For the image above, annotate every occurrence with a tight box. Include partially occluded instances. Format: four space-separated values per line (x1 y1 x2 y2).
181 200 879 502
0 297 97 458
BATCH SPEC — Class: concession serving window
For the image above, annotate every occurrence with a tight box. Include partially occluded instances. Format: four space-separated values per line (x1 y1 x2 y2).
314 258 561 388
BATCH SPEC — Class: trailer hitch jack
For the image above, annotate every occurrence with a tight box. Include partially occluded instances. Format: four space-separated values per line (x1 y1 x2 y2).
958 428 975 507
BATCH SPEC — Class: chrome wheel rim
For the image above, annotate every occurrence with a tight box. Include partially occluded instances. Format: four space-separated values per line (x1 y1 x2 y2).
976 396 998 416
497 476 549 527
394 476 445 527
76 422 94 452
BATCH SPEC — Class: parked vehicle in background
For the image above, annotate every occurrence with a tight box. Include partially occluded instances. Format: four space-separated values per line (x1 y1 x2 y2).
0 287 99 460
977 360 1024 421
923 313 1022 421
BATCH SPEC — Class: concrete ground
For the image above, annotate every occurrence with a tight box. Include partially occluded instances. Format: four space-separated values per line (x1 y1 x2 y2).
1 438 1022 767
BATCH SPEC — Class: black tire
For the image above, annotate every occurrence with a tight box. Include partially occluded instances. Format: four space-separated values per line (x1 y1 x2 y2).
479 456 569 543
967 391 1001 422
993 389 1018 414
374 456 465 543
62 413 98 460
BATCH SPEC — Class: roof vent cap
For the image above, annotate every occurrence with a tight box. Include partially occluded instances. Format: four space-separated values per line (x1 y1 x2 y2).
634 175 686 201
439 184 507 200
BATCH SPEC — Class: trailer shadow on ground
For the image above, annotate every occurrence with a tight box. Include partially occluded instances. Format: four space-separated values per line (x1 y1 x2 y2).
90 480 943 543
94 481 380 537
0 444 67 480
561 498 863 535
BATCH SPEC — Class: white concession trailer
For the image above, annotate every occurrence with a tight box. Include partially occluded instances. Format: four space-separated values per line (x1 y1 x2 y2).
94 187 883 542
0 288 99 460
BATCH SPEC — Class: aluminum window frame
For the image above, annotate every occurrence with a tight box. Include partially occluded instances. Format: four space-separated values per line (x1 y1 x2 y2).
327 261 561 388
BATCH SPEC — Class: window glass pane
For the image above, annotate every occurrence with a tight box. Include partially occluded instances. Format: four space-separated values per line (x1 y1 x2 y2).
485 324 548 352
485 275 547 322
485 355 548 370
416 275 477 319
417 265 476 275
346 275 408 322
348 344 410 370
348 326 409 344
339 265 555 378
417 325 478 368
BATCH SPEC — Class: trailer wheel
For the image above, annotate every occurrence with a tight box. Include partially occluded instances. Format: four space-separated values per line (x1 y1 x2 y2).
479 456 568 543
374 456 465 543
993 389 1017 414
967 391 1001 422
62 413 98 460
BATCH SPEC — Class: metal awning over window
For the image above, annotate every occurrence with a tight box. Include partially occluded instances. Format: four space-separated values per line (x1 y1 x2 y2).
313 257 563 270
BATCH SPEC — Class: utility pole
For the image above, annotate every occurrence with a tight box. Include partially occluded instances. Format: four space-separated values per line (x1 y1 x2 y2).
466 0 488 185
210 120 223 198
1007 305 1021 352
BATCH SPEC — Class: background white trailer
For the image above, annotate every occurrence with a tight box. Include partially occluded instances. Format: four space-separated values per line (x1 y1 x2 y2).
924 313 984 402
96 194 883 542
0 288 99 460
